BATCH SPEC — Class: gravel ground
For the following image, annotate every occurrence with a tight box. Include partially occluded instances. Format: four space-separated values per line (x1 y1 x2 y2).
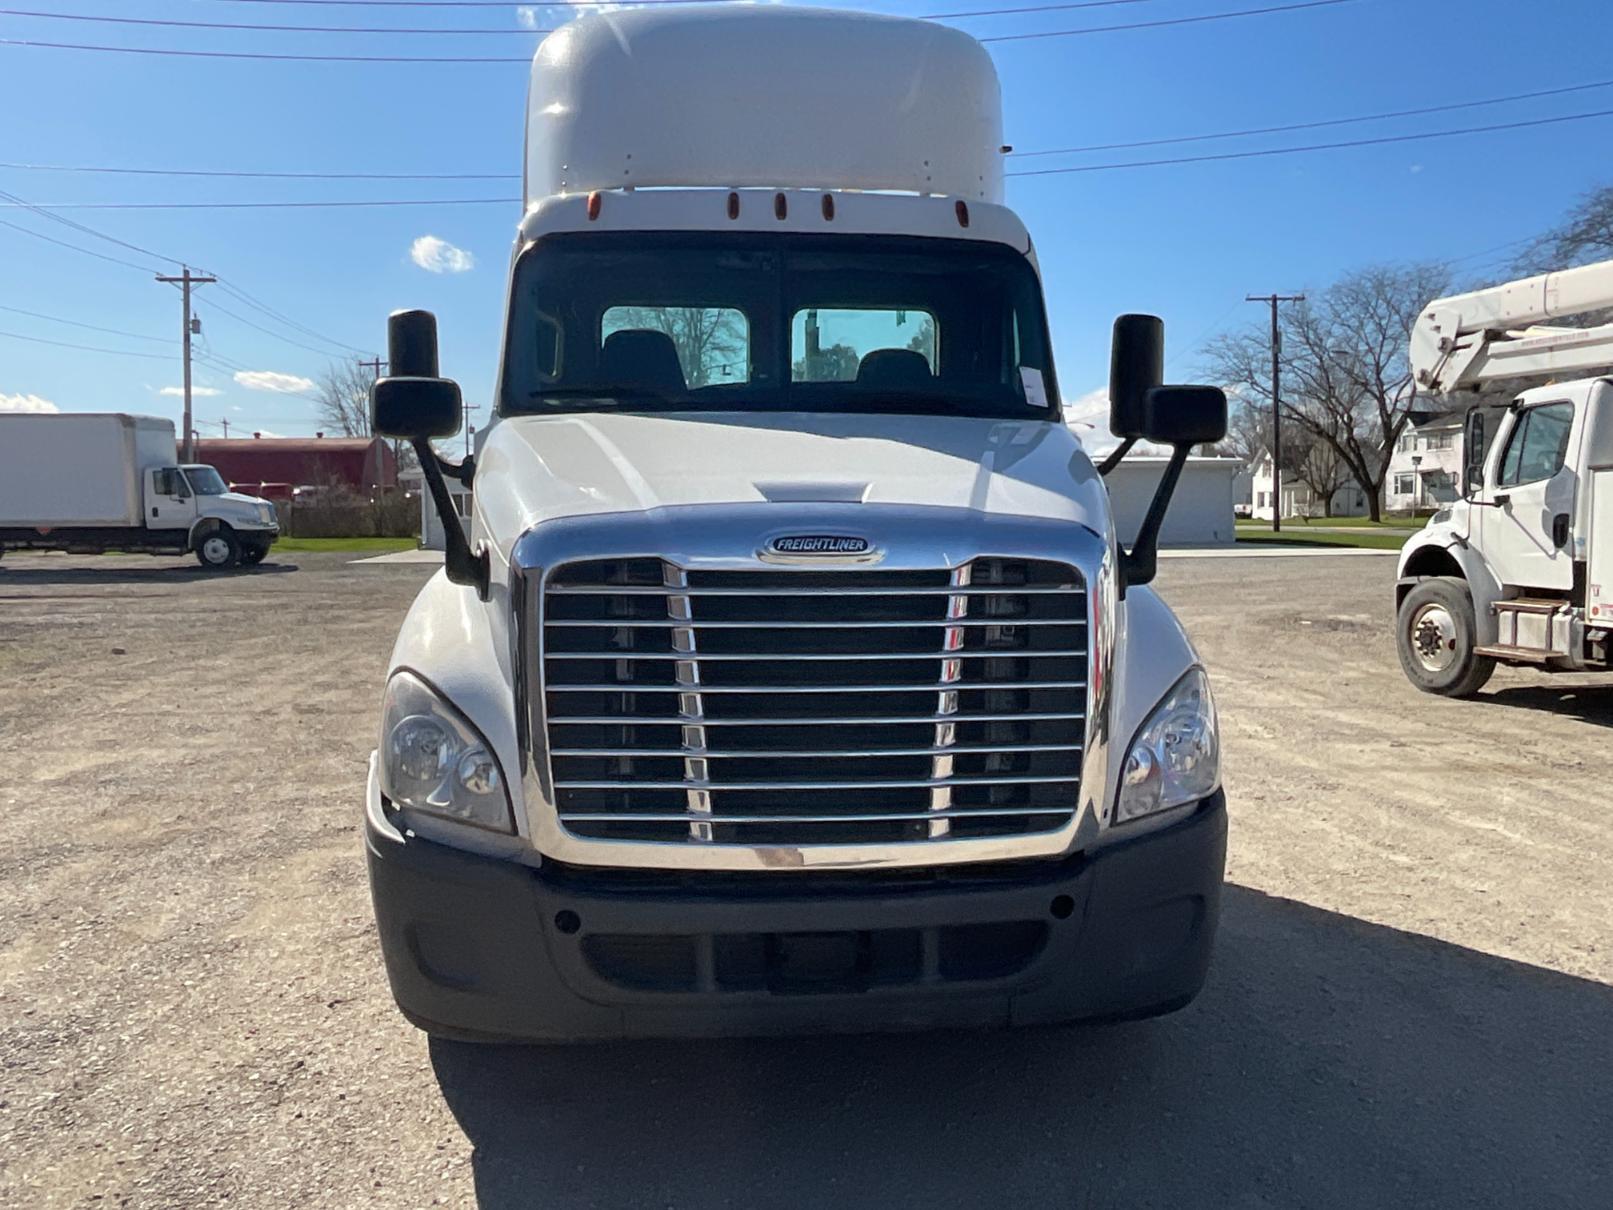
1 548 1609 1208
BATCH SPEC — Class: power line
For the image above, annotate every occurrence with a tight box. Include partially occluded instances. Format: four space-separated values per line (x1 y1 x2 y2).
0 215 163 273
0 326 174 360
0 186 183 265
16 105 1613 210
0 1 1363 62
204 0 1161 10
0 302 172 344
0 160 520 181
213 279 377 356
0 0 1162 35
1007 107 1613 176
201 293 366 358
1013 77 1613 157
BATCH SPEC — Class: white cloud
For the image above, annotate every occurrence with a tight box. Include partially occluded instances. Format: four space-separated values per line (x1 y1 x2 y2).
158 385 223 398
1062 387 1110 448
233 370 315 394
515 6 541 28
0 391 58 414
410 235 475 274
1409 163 1424 175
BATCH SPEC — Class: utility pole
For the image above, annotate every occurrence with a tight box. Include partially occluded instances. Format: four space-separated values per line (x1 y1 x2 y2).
357 356 385 381
221 417 230 439
156 266 217 462
1246 293 1304 532
463 401 477 458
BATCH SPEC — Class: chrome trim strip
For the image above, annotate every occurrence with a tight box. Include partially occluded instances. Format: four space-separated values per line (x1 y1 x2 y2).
665 564 714 843
927 564 970 839
546 618 1085 629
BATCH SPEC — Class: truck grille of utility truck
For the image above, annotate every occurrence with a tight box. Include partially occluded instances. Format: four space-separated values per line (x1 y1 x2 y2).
539 558 1087 847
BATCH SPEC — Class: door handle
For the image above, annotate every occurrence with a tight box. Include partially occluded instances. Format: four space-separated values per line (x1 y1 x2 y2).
151 506 158 518
1493 493 1511 507
1552 514 1570 548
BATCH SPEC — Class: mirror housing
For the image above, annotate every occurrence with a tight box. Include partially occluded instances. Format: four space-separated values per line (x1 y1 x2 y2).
371 309 463 440
372 376 462 441
1462 407 1486 497
1109 314 1165 440
1141 384 1228 446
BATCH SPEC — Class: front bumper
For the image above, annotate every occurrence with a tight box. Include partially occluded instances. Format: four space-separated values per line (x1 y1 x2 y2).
364 791 1227 1042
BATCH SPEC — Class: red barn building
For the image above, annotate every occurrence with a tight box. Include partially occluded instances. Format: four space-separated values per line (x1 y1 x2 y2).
194 434 398 500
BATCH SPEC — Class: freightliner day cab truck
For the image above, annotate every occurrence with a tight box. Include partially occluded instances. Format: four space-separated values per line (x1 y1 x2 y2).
1396 258 1613 695
363 6 1230 1040
0 413 279 569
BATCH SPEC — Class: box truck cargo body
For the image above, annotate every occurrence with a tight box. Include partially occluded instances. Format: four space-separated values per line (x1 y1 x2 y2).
0 413 279 568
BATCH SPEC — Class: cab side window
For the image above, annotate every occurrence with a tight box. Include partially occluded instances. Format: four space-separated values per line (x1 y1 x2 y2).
153 468 177 496
1497 402 1573 487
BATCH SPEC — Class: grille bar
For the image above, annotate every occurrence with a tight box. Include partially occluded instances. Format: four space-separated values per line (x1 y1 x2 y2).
550 743 1083 758
548 680 1086 694
560 807 1074 824
541 556 1088 847
549 711 1086 726
556 775 1075 790
546 585 1079 597
545 649 1087 661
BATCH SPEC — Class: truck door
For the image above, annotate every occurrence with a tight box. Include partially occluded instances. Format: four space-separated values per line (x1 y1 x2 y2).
146 467 198 530
1474 398 1581 592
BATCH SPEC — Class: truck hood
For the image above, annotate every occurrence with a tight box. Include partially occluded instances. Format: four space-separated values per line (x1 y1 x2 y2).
472 410 1111 548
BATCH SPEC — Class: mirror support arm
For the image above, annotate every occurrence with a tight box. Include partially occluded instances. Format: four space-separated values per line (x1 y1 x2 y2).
1096 437 1135 478
1117 442 1190 596
413 436 488 595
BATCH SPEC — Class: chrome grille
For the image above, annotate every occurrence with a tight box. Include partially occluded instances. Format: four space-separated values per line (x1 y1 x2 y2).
540 557 1087 846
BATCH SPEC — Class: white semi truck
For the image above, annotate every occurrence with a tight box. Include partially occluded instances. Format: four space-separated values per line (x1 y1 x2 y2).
1396 258 1613 695
362 6 1229 1041
0 413 278 569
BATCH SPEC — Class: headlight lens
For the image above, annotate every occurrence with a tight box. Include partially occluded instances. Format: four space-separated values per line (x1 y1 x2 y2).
378 671 513 832
1116 668 1219 824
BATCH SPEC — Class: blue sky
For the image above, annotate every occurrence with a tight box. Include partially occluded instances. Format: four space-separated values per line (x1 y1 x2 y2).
2 0 1610 439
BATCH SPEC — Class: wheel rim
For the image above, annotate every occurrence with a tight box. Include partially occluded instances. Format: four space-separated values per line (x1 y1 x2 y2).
1409 602 1460 674
201 536 232 565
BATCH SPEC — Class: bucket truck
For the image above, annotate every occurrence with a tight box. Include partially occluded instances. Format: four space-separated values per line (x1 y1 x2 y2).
1395 258 1613 694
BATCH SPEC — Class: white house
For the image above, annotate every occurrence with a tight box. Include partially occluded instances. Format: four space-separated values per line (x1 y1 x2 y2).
1247 447 1370 520
1385 413 1463 512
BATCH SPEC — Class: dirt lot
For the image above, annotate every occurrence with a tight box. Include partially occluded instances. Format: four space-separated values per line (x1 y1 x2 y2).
2 548 1609 1208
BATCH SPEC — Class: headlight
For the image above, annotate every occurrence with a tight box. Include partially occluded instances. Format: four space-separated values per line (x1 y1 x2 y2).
259 503 277 524
378 671 513 832
1115 668 1219 824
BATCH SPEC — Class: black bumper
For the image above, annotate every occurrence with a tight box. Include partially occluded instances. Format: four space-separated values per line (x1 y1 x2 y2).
364 792 1227 1042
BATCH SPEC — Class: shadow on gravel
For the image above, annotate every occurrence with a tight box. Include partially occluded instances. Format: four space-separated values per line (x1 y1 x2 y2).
0 562 297 586
1478 684 1613 728
429 885 1613 1210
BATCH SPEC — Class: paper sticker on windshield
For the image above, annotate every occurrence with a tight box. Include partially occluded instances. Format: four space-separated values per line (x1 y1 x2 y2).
1020 367 1048 407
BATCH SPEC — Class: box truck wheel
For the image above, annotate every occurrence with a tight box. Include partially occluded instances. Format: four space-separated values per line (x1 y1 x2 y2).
195 528 241 570
1397 577 1495 697
240 540 269 567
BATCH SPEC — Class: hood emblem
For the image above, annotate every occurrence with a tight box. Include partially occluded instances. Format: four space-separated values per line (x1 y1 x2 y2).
768 535 871 556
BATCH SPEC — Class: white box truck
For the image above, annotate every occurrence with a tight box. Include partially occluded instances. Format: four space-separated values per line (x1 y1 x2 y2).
361 5 1229 1041
0 413 279 569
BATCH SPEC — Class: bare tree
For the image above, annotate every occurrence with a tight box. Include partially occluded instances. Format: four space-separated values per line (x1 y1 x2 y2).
607 307 746 386
315 360 376 437
1204 263 1450 521
1514 184 1613 273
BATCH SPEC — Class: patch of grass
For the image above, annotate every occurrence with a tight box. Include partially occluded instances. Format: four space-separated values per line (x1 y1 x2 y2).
1235 528 1410 550
1236 516 1427 530
271 537 419 553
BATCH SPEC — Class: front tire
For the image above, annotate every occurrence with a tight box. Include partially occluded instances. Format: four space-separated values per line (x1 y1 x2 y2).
1397 577 1495 697
195 528 241 570
240 542 269 566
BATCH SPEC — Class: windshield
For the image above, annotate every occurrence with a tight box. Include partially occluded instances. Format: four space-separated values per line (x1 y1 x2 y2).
501 233 1058 420
182 466 229 496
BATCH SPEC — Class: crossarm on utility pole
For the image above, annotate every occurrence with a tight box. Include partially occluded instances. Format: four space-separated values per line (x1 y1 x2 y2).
155 267 217 463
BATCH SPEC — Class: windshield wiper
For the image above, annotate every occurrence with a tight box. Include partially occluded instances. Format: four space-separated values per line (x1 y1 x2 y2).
526 385 677 406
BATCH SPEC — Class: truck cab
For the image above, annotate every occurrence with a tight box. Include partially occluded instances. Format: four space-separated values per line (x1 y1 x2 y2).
1396 262 1613 693
146 463 280 567
361 5 1228 1041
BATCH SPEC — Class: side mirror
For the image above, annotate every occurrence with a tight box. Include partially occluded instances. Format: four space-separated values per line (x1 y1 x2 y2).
372 377 462 441
1141 384 1228 446
370 309 463 440
1109 314 1164 440
1462 407 1486 497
